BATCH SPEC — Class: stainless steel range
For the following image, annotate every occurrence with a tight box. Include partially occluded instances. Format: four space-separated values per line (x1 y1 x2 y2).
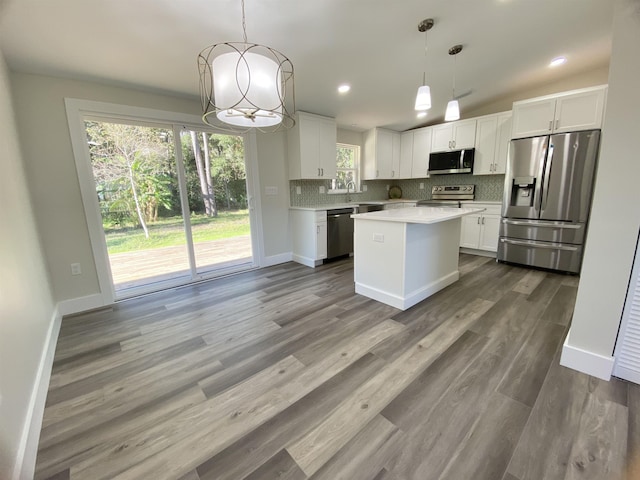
417 184 475 208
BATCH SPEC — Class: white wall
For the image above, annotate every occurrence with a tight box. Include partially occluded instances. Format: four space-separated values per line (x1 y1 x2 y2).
0 50 56 479
561 0 640 377
10 72 291 304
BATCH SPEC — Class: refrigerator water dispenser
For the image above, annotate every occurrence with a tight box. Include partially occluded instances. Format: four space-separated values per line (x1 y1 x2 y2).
509 176 536 207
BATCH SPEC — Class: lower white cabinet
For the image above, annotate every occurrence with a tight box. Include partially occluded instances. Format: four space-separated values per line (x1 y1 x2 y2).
291 209 328 267
383 201 417 210
459 203 501 253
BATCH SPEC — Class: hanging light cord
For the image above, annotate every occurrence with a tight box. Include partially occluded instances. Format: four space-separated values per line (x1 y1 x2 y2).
241 0 248 44
422 28 428 86
452 53 457 99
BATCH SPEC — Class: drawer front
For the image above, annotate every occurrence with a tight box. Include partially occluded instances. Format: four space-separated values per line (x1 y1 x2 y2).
497 237 583 273
499 218 585 244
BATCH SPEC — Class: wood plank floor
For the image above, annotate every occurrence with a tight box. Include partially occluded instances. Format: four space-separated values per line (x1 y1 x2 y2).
35 254 636 480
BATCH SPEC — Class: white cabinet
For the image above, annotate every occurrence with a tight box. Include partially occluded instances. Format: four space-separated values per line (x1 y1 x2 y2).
473 112 512 175
364 128 402 179
290 209 328 267
431 119 477 152
459 203 501 253
288 112 337 180
511 85 607 139
400 127 432 179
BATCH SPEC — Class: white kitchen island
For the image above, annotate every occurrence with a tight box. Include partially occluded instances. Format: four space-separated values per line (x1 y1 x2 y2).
352 206 484 310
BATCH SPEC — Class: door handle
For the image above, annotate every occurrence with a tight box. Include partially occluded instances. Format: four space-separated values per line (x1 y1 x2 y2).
555 119 559 130
548 120 553 131
391 170 395 177
376 170 379 178
541 143 554 212
317 168 321 176
320 168 324 176
477 217 480 224
317 225 320 234
482 217 485 225
500 238 578 251
502 219 581 229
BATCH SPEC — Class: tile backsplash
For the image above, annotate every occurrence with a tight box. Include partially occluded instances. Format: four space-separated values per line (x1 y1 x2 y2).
290 174 505 207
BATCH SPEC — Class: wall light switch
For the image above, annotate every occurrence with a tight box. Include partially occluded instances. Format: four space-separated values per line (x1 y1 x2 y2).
296 186 302 195
71 263 82 275
265 186 278 196
419 182 425 189
373 233 384 243
319 186 325 194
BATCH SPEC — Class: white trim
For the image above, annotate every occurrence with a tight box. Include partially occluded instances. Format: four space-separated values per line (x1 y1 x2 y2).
355 271 459 311
57 293 107 316
560 331 615 381
459 247 497 258
12 308 62 480
263 252 293 267
292 254 323 268
244 131 265 268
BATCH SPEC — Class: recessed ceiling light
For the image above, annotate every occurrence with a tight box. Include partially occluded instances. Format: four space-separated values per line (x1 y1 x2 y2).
549 56 567 67
338 84 351 94
417 111 428 118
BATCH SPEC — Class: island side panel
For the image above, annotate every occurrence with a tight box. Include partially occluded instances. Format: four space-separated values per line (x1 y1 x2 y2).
353 219 407 308
402 218 462 309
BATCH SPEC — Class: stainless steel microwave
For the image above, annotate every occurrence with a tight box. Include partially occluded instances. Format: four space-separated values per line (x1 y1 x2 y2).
428 149 475 175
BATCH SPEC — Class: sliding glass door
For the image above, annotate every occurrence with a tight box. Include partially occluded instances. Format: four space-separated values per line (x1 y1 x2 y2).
84 119 255 298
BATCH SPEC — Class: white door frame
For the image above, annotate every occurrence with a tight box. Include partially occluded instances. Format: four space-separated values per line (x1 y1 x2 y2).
65 98 265 304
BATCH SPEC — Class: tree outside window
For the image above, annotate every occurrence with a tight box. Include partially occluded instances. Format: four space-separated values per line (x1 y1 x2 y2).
331 143 360 192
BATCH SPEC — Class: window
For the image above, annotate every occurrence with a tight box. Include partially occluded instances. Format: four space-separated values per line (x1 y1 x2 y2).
330 143 360 193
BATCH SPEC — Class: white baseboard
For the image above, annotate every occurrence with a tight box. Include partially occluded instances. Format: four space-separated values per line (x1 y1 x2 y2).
560 332 614 381
459 247 497 258
262 252 293 267
57 293 105 316
355 271 459 311
12 307 62 480
291 254 321 268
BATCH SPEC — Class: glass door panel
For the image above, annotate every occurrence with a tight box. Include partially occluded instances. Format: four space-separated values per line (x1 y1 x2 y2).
180 130 253 274
85 121 190 294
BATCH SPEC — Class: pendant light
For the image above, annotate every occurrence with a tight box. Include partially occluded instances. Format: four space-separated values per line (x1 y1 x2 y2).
414 18 434 111
445 44 463 122
198 0 295 132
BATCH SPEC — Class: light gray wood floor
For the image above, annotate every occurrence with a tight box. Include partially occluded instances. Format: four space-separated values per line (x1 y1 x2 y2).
35 254 637 479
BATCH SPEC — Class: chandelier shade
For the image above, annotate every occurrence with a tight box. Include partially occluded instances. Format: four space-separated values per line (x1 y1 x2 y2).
414 18 434 112
198 0 295 132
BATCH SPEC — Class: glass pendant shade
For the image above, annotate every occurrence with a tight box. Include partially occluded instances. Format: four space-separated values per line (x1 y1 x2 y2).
445 99 460 122
212 51 283 127
414 85 432 111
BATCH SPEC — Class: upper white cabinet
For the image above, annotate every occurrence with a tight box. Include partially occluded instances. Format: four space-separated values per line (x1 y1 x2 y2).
511 85 607 139
288 111 337 180
363 128 402 180
431 118 477 152
400 127 432 179
473 111 512 175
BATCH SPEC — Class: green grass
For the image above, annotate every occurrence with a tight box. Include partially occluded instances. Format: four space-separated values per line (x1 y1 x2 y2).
105 210 250 254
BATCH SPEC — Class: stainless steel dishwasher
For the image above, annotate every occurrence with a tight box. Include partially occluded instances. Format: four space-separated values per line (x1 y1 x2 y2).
326 208 355 260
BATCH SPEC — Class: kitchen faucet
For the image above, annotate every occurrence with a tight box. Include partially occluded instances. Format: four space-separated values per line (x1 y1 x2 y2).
346 180 356 202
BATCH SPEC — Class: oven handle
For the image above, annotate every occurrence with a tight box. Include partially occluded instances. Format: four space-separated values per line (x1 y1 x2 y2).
501 219 581 229
500 238 578 251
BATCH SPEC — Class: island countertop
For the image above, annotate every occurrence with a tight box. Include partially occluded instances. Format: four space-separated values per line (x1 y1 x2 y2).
351 206 485 224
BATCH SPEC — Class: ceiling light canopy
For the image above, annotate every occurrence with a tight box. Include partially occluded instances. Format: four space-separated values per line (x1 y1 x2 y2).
198 0 295 132
445 44 463 122
414 18 434 111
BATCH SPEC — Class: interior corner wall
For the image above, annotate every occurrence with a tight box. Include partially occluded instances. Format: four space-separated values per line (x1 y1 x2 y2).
0 50 56 479
9 72 291 304
564 0 640 366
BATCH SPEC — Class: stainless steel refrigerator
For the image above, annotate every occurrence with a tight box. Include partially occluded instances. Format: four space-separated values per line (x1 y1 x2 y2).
497 129 600 273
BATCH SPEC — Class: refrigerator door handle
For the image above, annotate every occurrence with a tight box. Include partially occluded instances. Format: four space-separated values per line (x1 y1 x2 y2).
501 219 581 229
500 238 579 251
541 143 554 213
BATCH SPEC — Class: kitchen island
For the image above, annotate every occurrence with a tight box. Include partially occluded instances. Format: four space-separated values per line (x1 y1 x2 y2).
352 206 484 310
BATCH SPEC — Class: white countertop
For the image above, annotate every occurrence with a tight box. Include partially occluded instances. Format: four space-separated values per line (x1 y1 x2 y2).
351 206 485 225
290 199 500 211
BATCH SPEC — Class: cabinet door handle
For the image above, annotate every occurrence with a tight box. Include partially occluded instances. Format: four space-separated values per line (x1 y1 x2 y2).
321 168 324 176
548 120 553 131
452 140 456 148
482 217 485 225
317 225 320 234
391 170 395 177
477 217 480 224
317 168 321 176
376 170 379 178
555 119 559 130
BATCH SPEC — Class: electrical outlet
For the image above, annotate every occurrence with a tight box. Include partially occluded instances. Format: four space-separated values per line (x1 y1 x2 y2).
319 186 325 194
265 186 278 196
71 263 81 275
363 185 368 192
296 186 302 195
386 185 390 191
419 182 425 189
373 233 384 243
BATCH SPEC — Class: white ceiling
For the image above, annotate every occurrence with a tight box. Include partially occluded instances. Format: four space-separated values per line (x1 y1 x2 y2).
0 0 613 131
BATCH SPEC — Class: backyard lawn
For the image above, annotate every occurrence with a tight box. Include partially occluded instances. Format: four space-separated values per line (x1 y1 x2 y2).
105 210 250 254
